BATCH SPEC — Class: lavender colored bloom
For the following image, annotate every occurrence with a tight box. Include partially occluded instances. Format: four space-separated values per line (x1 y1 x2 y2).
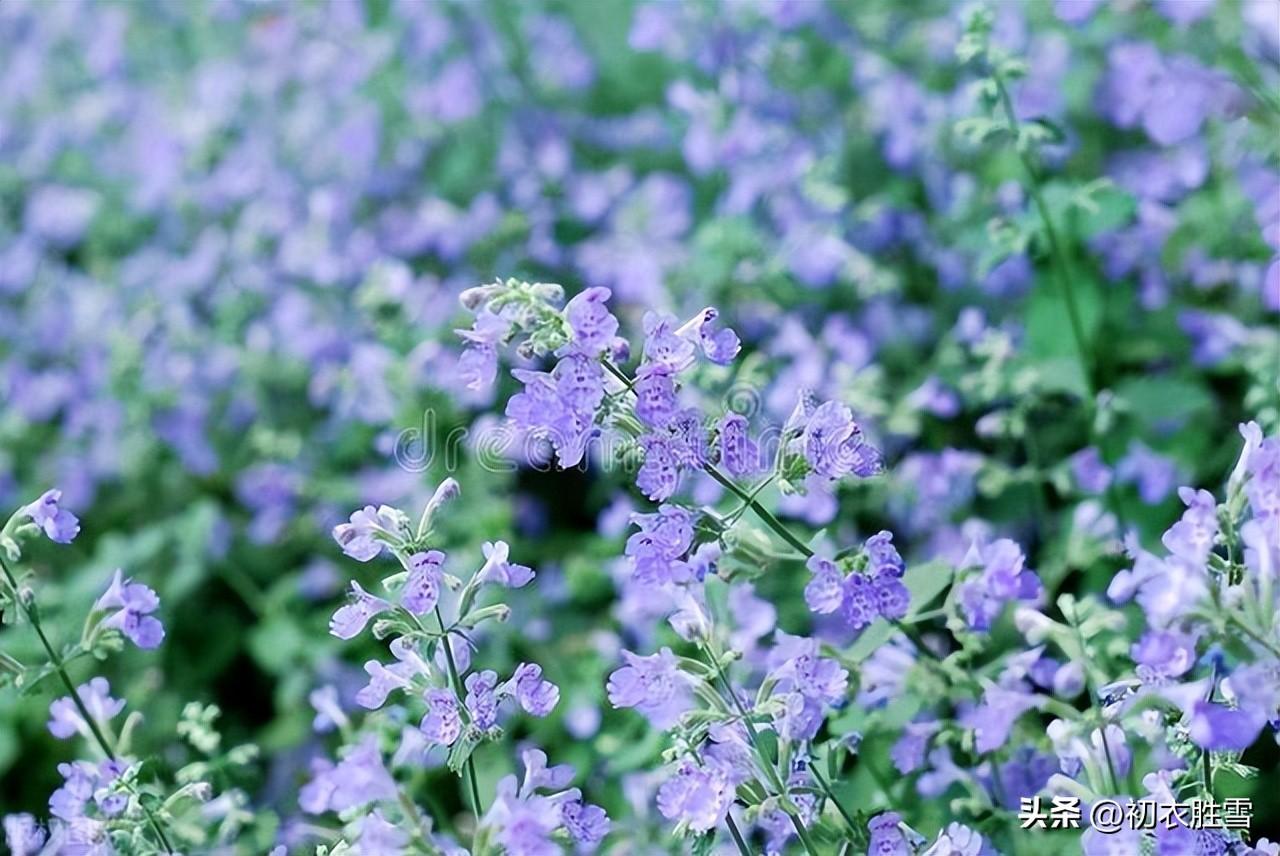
718 413 762 478
466 670 501 731
1189 700 1269 751
958 539 1042 632
358 810 410 856
633 363 680 429
509 663 560 716
868 811 911 856
655 757 736 832
801 400 882 480
476 540 535 588
457 308 511 392
329 581 392 640
606 647 693 728
560 799 610 848
332 505 404 562
1116 441 1180 504
962 685 1043 754
636 433 683 501
48 678 124 740
21 489 80 543
640 312 697 372
1070 447 1113 494
402 549 445 614
420 688 463 746
564 286 619 356
94 569 165 649
873 573 911 620
675 307 740 365
3 814 46 856
1160 488 1218 563
299 735 398 814
804 555 844 613
841 573 880 630
625 505 696 584
922 822 990 856
892 721 941 774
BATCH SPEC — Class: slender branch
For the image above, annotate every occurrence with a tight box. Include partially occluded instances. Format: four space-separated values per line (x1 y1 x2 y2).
725 813 753 856
434 606 485 818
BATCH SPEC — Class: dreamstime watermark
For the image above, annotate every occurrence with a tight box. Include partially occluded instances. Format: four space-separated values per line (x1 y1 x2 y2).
389 381 807 475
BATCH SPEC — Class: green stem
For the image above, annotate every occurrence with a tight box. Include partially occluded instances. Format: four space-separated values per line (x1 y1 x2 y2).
1064 602 1120 796
434 606 485 818
725 813 753 856
698 642 820 856
809 764 860 838
0 556 175 853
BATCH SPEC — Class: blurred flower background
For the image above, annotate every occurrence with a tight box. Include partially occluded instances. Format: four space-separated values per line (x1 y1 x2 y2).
1 0 1278 853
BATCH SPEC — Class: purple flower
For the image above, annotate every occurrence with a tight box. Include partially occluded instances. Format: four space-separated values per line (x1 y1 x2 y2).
655 757 736 832
560 799 610 848
1070 447 1114 494
329 581 392 640
357 639 429 709
507 357 602 468
675 307 740 365
1116 441 1180 504
718 413 763 477
564 286 619 355
477 540 535 588
957 539 1042 632
299 735 398 814
873 573 911 621
606 647 693 728
93 570 165 649
962 685 1043 754
625 505 696 585
457 308 512 391
466 670 501 731
402 550 445 614
3 814 46 856
509 662 560 717
358 809 410 856
420 688 463 746
868 811 911 856
636 433 683 501
1161 488 1218 562
841 573 879 630
634 363 680 429
640 312 697 372
804 555 844 613
332 505 404 562
48 678 124 741
21 489 80 544
800 400 882 480
1131 629 1197 683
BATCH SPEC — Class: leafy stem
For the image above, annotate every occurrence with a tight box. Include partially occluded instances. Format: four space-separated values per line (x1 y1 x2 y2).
433 605 485 820
0 554 175 854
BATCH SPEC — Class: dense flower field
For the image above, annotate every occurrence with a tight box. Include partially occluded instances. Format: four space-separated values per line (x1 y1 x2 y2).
2 0 1279 854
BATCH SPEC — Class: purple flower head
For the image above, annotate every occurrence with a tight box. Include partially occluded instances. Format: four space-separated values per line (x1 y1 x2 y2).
655 756 736 832
1070 447 1114 494
49 678 124 741
420 688 463 746
868 811 910 856
873 573 911 621
606 647 693 728
1116 441 1180 505
358 809 410 856
94 570 165 649
1161 487 1218 563
962 684 1043 754
21 489 80 544
477 540 535 588
625 505 696 584
507 361 602 468
486 778 561 856
841 573 879 630
718 412 763 477
402 550 445 614
768 632 848 705
357 638 430 709
640 312 697 372
675 307 740 365
329 581 392 640
958 539 1042 632
3 814 46 856
563 286 619 356
633 363 680 429
456 308 513 392
508 662 560 717
1132 630 1198 685
805 555 844 613
866 531 905 577
800 401 882 480
560 799 610 849
466 670 501 731
332 505 405 562
299 735 398 814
